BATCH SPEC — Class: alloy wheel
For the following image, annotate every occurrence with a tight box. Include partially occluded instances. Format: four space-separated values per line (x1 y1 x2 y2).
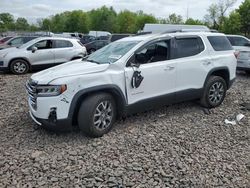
93 100 113 130
208 81 225 105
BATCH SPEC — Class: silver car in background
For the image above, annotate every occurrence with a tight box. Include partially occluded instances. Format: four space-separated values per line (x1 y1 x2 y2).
226 35 250 74
237 49 250 74
0 37 87 74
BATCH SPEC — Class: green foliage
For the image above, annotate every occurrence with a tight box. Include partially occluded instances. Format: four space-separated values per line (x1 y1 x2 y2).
0 13 15 32
116 10 137 33
1 2 249 36
15 17 29 31
185 18 204 25
238 0 250 36
166 13 183 24
221 11 241 34
89 6 116 32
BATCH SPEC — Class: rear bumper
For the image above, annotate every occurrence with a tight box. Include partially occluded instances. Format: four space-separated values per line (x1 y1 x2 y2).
29 111 73 132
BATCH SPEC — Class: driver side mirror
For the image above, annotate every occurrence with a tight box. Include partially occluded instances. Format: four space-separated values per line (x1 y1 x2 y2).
31 46 38 53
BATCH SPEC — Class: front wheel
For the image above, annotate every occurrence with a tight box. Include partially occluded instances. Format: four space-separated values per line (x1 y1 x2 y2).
10 59 29 74
78 93 116 137
200 76 227 108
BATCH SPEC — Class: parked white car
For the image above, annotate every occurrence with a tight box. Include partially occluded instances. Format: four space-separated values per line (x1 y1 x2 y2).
26 32 236 137
0 37 87 74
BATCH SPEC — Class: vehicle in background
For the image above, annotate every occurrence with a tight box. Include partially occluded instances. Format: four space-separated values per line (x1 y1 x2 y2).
88 31 111 38
84 40 109 54
142 24 210 34
0 37 86 74
80 35 96 44
109 34 132 42
237 49 250 74
226 35 250 51
226 35 250 73
0 36 38 50
0 36 13 44
26 31 236 137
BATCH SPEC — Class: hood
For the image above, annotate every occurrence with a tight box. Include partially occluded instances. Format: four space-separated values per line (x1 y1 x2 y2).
31 59 110 84
0 44 11 50
0 46 17 52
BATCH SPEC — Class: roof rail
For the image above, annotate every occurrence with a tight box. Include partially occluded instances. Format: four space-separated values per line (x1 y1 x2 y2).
161 29 211 34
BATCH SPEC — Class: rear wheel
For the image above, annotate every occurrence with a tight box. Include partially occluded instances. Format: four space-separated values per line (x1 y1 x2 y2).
78 93 116 137
10 59 29 74
200 76 227 108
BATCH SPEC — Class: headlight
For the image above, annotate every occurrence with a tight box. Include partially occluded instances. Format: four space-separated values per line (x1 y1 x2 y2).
36 85 67 97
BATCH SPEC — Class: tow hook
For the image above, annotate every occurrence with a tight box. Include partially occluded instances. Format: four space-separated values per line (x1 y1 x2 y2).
48 107 57 124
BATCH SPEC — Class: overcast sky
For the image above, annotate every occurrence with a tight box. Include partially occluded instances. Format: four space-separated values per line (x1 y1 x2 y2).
0 0 245 23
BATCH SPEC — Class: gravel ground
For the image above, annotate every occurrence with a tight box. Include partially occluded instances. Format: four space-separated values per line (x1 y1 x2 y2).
0 72 249 188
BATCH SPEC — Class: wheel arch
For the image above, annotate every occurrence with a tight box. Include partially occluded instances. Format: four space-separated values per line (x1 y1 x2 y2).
204 67 230 89
68 85 127 126
8 57 31 70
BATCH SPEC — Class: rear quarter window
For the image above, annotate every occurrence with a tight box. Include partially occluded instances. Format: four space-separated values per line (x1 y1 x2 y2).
174 37 205 58
208 36 233 51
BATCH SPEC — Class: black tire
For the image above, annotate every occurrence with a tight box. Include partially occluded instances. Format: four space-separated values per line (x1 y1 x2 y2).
10 59 29 74
78 93 116 137
200 76 227 108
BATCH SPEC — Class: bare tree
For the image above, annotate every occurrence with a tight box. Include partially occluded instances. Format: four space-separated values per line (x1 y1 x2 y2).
204 0 237 29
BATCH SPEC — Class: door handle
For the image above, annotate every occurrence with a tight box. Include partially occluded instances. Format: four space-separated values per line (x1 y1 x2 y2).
203 61 212 66
164 66 175 71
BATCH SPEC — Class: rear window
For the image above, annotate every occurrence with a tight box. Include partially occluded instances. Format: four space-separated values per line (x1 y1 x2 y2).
207 36 233 51
175 37 204 58
54 40 73 48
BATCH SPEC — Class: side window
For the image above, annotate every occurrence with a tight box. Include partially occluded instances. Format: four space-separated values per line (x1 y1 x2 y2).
24 37 36 43
136 40 169 64
232 37 249 46
8 38 23 46
32 40 52 50
227 37 235 46
208 36 233 51
53 40 73 48
175 37 204 58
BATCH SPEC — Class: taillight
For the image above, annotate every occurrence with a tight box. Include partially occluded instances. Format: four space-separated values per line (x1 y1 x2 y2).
234 51 240 59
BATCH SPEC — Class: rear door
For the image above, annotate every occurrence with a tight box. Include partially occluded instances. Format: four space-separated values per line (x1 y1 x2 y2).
173 36 211 97
52 39 74 64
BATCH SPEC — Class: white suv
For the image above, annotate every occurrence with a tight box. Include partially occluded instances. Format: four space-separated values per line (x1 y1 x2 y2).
26 32 236 137
0 37 86 74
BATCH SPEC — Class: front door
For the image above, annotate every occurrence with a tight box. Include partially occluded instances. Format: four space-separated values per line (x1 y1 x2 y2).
28 39 54 66
125 39 177 105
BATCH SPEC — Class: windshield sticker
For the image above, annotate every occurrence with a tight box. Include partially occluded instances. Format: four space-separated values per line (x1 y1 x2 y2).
108 55 122 59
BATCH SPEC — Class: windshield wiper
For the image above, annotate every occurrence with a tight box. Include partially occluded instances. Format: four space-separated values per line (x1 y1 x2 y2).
86 59 100 64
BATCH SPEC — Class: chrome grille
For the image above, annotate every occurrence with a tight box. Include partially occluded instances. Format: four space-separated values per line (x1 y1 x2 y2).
26 79 38 110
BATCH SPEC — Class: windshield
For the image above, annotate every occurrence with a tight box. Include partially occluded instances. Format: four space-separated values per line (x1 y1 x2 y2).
86 41 140 64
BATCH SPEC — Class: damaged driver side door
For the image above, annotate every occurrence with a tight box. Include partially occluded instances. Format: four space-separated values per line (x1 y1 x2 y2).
125 39 177 106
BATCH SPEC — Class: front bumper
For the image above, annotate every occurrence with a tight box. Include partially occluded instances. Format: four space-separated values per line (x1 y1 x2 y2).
0 66 8 72
29 111 73 131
